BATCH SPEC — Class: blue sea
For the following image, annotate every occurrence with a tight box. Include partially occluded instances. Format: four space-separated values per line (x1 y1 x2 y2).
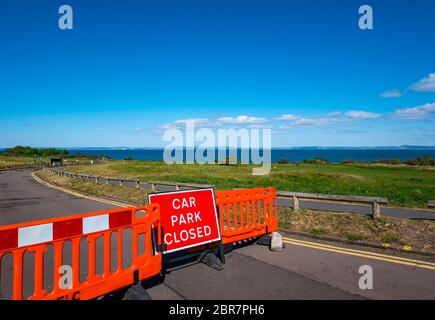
66 148 435 164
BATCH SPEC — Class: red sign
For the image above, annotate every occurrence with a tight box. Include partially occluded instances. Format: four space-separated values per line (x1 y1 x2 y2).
148 188 221 254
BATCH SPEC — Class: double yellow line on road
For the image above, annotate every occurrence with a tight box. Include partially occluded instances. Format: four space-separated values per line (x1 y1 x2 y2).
282 237 435 271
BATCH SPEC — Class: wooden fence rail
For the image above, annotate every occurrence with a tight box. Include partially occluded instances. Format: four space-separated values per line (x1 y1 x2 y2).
148 180 215 191
276 191 388 219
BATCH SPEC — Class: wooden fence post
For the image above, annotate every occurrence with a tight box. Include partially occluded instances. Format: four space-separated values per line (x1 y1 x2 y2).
372 201 381 219
293 196 299 212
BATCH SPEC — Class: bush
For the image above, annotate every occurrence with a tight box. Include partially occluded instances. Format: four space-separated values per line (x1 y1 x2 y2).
373 157 435 167
372 158 402 165
277 158 289 164
414 156 435 166
381 235 401 244
404 159 418 166
2 146 68 157
302 157 329 165
124 157 134 161
68 152 107 159
341 158 354 164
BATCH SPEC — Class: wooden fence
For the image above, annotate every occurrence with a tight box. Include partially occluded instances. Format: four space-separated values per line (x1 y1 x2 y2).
43 167 399 218
276 191 387 219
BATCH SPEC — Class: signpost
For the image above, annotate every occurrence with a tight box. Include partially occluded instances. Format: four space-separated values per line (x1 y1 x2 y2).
148 188 221 254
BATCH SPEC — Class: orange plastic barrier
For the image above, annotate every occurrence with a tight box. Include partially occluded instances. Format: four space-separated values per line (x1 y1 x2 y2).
0 205 162 300
215 187 278 245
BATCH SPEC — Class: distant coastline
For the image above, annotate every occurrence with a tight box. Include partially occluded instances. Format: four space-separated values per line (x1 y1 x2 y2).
30 148 435 164
1 146 434 164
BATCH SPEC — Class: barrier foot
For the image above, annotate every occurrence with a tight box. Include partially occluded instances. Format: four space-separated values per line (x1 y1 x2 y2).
123 283 152 300
201 252 225 271
270 231 284 252
256 235 271 246
99 283 151 300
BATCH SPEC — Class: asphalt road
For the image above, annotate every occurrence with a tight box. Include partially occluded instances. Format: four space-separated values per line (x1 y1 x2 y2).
1 170 434 299
0 169 115 225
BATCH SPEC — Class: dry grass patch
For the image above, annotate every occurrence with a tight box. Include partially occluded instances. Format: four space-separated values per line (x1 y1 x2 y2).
35 170 150 206
278 207 435 252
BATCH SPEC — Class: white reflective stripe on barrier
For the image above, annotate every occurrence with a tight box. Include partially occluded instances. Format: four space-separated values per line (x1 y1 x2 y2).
18 223 53 247
83 214 109 234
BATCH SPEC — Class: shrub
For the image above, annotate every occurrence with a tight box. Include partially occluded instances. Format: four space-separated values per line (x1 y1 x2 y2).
311 227 326 235
346 234 368 241
372 158 402 165
277 158 289 164
396 157 434 166
2 146 68 157
415 156 435 166
302 157 329 165
404 159 418 166
381 235 401 244
341 158 354 164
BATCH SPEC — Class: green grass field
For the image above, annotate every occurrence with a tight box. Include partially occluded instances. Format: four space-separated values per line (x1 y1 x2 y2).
62 160 435 208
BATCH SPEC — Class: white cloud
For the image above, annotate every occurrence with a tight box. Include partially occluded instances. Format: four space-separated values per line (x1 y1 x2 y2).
345 111 380 120
217 115 266 124
159 115 268 130
324 111 341 116
380 89 403 98
159 118 221 130
248 124 272 129
174 118 213 126
410 73 435 92
277 114 299 121
278 110 381 129
394 102 435 119
291 117 338 127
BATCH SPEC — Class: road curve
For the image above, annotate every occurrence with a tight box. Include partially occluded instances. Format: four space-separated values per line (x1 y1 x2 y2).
0 169 116 225
1 170 434 300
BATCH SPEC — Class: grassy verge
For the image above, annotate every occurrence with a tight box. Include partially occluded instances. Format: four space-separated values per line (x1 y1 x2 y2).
35 170 150 206
62 160 435 208
278 207 435 252
36 169 435 253
0 156 39 169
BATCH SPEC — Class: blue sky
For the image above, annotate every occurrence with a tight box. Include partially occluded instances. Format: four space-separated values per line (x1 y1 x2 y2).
0 0 434 147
